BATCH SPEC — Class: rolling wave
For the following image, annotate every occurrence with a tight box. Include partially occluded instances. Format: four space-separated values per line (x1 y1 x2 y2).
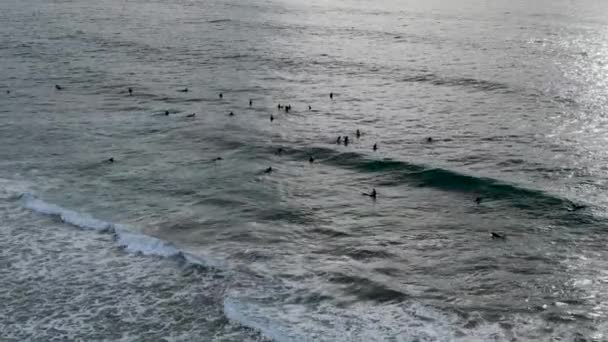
282 146 584 212
19 193 212 262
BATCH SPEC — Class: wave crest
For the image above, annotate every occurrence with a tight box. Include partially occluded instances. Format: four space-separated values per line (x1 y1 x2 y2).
21 193 114 231
20 193 185 259
113 225 181 257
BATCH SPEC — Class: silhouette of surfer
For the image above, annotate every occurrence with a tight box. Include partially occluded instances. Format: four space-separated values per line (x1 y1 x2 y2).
362 188 377 199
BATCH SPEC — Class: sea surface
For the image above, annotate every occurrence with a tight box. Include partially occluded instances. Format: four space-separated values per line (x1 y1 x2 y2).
2 0 608 340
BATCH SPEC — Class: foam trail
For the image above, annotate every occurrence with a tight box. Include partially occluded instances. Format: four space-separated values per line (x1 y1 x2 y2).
224 298 292 342
113 225 181 257
180 251 229 270
223 296 456 342
21 193 114 231
20 193 186 259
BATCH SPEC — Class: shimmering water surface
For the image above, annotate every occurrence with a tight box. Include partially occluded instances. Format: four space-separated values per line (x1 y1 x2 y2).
2 0 608 340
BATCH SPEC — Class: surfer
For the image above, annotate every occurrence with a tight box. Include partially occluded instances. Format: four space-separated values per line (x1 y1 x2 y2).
362 188 377 199
491 232 505 239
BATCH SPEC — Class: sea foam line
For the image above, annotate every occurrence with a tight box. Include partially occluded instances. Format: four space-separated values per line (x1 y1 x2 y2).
21 193 113 232
223 298 292 342
20 193 183 259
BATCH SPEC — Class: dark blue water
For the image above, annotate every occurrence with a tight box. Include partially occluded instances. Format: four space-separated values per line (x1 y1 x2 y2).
2 0 608 340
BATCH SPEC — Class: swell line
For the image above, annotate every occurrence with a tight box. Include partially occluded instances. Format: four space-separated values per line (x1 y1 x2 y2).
281 146 586 214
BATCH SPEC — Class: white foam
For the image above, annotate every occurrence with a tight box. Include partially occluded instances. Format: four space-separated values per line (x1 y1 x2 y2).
114 225 181 257
21 193 113 231
20 194 180 258
224 298 293 342
223 296 455 342
18 193 227 268
181 250 229 270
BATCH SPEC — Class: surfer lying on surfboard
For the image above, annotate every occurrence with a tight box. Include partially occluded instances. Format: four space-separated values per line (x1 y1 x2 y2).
362 188 377 199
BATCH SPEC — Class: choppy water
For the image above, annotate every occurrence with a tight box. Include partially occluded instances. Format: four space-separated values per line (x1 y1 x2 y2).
2 0 608 340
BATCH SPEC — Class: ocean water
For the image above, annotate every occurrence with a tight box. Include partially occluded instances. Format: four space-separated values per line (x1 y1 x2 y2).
2 0 608 340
